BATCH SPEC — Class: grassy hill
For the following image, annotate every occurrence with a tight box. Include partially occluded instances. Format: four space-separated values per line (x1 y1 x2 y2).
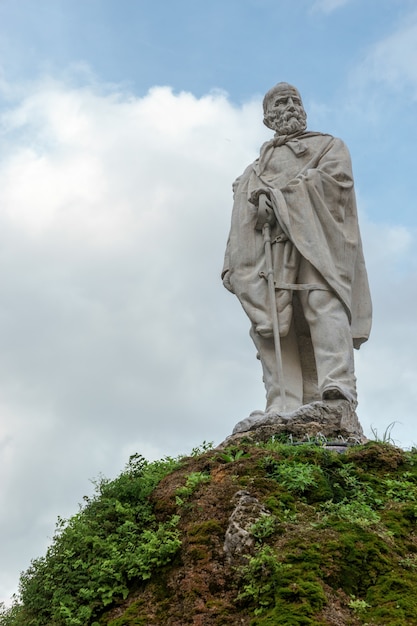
2 438 417 625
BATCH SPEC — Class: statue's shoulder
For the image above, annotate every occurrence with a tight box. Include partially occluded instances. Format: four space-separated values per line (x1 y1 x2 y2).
303 131 334 142
304 132 351 157
307 132 347 145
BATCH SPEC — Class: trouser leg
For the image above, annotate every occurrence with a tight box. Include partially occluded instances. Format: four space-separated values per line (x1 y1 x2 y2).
250 322 303 412
299 289 357 406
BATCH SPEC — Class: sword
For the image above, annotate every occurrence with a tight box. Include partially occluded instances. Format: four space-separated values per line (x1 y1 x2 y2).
261 221 287 411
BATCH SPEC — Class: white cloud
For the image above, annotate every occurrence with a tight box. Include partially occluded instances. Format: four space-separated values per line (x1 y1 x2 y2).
353 10 417 97
0 79 266 603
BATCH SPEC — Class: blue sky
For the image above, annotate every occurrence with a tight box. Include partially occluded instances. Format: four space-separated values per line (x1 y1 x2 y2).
0 0 412 101
1 0 417 607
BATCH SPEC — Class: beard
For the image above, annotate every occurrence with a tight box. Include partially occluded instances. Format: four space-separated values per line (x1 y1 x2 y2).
265 105 307 135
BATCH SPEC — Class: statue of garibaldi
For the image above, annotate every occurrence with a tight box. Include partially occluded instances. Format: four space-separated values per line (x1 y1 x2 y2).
222 82 372 414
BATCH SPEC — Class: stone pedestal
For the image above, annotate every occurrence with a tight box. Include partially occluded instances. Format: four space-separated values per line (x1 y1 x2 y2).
219 400 366 448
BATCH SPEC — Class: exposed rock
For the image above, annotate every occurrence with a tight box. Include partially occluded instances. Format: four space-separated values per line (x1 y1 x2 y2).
223 490 270 564
218 399 366 449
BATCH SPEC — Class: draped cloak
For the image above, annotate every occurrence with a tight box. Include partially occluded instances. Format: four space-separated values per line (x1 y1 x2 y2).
222 131 372 349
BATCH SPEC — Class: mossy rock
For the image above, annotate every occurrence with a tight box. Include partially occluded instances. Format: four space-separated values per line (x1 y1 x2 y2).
4 440 417 626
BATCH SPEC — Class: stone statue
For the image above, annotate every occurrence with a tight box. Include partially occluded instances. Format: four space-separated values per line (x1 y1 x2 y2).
222 82 372 416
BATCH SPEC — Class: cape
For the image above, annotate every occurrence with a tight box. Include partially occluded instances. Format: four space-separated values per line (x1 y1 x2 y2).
222 131 372 348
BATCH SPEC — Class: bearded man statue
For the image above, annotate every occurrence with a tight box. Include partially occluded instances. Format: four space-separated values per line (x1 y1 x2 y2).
222 82 372 414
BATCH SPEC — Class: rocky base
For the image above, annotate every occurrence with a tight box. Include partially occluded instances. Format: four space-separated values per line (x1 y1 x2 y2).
218 399 366 449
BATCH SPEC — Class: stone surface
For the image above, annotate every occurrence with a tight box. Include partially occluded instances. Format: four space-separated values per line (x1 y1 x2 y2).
218 399 366 449
223 490 271 564
222 82 372 417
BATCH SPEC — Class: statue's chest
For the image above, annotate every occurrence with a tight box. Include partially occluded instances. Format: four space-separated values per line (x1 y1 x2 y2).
258 146 309 186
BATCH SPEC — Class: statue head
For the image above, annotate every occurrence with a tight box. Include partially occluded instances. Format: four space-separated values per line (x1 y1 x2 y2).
263 82 307 135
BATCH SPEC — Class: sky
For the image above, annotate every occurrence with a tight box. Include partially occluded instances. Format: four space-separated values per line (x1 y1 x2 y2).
1 0 417 606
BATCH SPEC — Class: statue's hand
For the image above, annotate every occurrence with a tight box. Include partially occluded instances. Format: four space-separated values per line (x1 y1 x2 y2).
255 193 276 231
222 271 233 293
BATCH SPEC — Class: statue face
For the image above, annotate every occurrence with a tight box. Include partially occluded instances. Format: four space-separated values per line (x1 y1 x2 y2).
264 93 307 135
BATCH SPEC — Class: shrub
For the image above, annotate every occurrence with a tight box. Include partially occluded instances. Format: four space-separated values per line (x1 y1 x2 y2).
3 454 181 626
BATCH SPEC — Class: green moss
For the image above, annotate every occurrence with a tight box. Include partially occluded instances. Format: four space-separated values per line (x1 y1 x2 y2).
263 493 295 512
277 580 325 611
318 526 391 594
188 546 210 561
250 600 328 625
284 542 323 572
105 599 149 625
188 519 223 543
346 442 407 470
364 572 417 623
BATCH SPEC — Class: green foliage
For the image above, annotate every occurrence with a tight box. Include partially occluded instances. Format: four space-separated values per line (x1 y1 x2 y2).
175 471 211 506
321 498 380 527
264 459 321 493
237 546 287 614
2 454 181 626
188 440 214 457
0 603 23 626
250 515 278 543
257 433 290 449
259 438 330 456
348 596 370 614
399 554 417 570
218 447 251 463
405 448 417 466
370 421 398 444
384 474 417 502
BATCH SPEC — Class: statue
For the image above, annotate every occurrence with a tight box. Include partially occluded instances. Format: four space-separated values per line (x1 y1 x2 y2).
222 82 372 416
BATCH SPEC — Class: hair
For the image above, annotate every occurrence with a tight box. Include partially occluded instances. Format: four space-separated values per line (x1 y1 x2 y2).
262 82 303 112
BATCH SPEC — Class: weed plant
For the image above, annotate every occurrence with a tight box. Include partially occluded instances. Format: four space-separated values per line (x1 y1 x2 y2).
175 471 211 506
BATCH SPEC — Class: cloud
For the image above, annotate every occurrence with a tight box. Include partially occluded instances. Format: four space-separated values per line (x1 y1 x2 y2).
0 78 267 602
353 9 417 97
